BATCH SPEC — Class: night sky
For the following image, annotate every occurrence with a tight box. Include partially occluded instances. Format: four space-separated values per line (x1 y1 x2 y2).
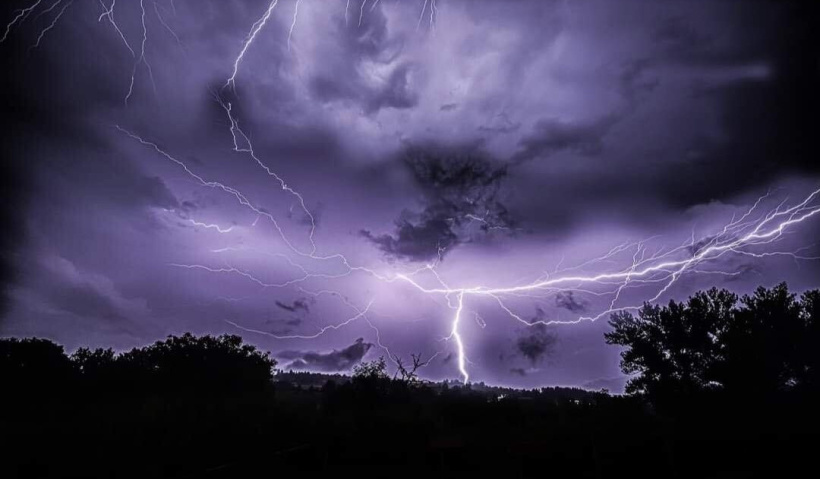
2 0 819 392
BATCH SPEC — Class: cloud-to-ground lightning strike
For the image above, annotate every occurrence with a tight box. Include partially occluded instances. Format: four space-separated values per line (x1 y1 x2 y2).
12 2 816 386
102 3 820 385
143 110 819 383
449 292 468 382
388 187 820 381
226 0 279 89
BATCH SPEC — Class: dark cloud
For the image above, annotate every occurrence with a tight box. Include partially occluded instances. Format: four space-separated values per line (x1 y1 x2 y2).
361 214 458 262
554 292 588 313
1 0 818 389
362 146 514 261
0 148 28 317
279 338 374 372
478 113 522 135
516 323 557 365
511 115 616 164
274 298 312 314
651 4 819 208
511 57 657 165
307 6 418 115
510 367 527 377
131 176 180 210
652 16 712 58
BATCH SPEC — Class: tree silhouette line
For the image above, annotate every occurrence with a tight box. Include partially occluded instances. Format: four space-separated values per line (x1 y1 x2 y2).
606 283 820 410
1 283 819 477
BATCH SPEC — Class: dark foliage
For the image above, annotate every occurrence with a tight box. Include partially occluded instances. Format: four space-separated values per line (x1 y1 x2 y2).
606 283 820 406
2 287 820 477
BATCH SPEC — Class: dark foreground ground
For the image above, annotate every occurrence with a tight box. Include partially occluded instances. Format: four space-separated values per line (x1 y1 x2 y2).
3 374 819 478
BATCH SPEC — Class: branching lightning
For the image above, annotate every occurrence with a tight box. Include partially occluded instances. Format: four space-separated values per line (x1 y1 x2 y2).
98 0 135 56
29 0 72 50
11 1 820 385
153 0 183 50
124 0 156 106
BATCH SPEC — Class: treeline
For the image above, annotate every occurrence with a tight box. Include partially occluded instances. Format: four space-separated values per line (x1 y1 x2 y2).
1 332 276 395
1 283 819 477
606 283 820 409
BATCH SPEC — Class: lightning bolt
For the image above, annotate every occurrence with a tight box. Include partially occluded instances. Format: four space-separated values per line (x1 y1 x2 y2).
187 219 234 234
153 0 183 51
33 0 64 22
227 294 374 340
358 0 367 28
98 0 135 57
29 0 72 50
344 0 350 26
1 0 42 44
225 0 279 90
287 0 301 51
449 292 468 382
11 2 819 386
124 0 156 106
388 187 820 381
416 0 427 32
218 98 318 253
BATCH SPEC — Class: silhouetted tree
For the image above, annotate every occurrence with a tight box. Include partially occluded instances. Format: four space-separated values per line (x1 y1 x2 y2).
101 333 275 395
0 337 75 395
800 289 820 393
352 356 388 379
606 283 820 407
394 353 434 384
718 284 804 399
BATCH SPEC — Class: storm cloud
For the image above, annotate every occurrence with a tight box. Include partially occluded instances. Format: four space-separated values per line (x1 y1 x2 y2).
362 146 514 261
516 323 557 365
279 338 374 372
1 0 818 391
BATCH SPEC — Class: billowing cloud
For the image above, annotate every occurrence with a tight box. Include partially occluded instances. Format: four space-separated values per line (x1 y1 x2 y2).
0 0 818 390
516 323 557 365
362 146 514 261
554 292 588 313
275 297 312 313
279 338 374 372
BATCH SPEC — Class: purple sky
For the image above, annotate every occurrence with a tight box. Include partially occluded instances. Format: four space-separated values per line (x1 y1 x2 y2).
1 0 819 391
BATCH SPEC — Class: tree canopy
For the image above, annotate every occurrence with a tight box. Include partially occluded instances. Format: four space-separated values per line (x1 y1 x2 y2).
606 283 820 406
2 333 276 396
